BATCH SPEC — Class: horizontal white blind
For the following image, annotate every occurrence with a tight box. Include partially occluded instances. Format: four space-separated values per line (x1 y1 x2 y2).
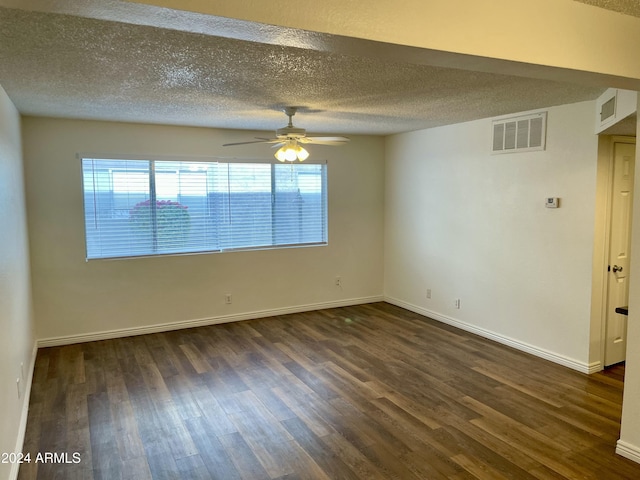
82 158 327 259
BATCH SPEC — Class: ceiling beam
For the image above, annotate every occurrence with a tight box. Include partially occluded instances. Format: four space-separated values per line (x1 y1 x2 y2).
120 0 640 88
3 0 640 88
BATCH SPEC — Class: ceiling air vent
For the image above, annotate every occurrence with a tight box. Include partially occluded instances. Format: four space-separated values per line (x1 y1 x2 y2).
491 112 547 154
600 95 616 124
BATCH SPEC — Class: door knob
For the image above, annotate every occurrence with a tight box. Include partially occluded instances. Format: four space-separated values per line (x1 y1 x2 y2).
613 265 623 273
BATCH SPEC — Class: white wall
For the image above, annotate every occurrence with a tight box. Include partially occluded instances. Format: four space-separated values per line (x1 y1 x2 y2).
384 101 599 370
21 117 384 343
0 86 36 480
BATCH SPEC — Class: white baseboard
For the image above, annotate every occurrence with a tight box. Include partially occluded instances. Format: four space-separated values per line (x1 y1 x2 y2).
10 343 38 480
37 296 384 347
617 440 640 465
37 295 598 372
384 296 594 374
587 361 604 374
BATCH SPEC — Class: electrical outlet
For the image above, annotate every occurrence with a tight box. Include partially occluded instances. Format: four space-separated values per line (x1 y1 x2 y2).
426 289 432 299
225 294 232 304
454 298 461 309
335 276 342 287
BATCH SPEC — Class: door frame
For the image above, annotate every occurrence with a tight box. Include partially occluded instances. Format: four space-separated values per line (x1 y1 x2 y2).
590 135 636 372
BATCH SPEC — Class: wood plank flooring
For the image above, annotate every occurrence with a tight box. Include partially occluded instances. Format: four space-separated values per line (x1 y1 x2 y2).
17 302 640 479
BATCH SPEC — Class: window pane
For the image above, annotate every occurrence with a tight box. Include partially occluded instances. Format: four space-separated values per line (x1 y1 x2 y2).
219 163 273 249
153 162 218 254
82 157 327 259
83 159 154 259
274 164 326 245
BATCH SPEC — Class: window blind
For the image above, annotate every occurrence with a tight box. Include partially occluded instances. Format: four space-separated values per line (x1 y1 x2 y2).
82 157 327 259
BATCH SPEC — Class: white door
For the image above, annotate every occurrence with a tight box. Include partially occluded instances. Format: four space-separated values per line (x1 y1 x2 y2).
605 141 636 367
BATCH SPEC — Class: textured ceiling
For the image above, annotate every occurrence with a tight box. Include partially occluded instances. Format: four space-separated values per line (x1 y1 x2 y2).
0 1 630 136
573 0 640 17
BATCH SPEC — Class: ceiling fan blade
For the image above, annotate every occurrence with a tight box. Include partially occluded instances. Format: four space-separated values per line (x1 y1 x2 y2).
301 136 350 145
222 137 279 146
223 140 269 146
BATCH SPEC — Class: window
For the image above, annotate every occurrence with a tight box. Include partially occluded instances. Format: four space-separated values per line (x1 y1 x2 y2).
81 157 327 259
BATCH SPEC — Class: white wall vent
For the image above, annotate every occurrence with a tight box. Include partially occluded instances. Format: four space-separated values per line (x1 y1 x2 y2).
600 95 616 124
594 88 637 134
491 112 547 154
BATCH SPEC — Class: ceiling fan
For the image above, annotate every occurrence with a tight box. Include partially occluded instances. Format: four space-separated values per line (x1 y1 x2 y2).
223 107 350 162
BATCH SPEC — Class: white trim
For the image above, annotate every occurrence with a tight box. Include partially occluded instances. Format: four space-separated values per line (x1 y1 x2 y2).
385 296 594 374
616 440 640 465
37 295 597 372
586 361 603 375
36 296 384 347
10 343 38 480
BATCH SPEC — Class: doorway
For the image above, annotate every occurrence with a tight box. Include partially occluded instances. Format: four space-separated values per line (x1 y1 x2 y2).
592 136 637 370
604 140 636 366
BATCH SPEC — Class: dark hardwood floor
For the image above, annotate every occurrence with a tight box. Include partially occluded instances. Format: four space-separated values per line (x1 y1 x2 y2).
18 302 640 479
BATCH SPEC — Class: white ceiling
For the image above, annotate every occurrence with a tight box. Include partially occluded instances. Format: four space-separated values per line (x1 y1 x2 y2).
0 1 636 136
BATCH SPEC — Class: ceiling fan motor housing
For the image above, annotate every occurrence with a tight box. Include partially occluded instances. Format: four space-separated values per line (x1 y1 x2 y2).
276 126 306 138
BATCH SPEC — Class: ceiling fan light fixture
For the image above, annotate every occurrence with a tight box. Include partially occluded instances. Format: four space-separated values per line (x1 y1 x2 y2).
296 145 310 161
275 141 309 162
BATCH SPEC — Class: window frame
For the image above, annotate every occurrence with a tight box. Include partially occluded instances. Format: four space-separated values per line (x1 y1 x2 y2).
80 153 329 260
